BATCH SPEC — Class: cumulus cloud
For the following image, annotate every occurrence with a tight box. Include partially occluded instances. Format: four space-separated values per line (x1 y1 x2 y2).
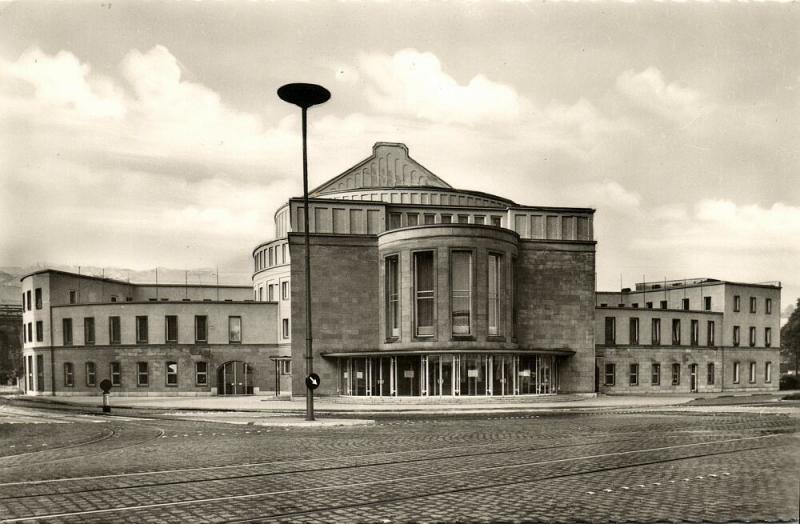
616 67 711 123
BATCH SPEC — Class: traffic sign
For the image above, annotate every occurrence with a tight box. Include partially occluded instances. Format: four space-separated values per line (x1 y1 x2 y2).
99 379 113 394
305 373 321 390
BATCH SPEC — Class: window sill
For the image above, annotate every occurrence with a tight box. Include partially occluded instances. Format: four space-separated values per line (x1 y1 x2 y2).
451 335 475 341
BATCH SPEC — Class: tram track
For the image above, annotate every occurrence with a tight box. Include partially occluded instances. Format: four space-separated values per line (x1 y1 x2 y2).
0 433 790 523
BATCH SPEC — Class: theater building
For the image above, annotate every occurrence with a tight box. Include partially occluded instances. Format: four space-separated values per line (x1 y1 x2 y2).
20 270 285 396
595 278 781 393
253 142 597 397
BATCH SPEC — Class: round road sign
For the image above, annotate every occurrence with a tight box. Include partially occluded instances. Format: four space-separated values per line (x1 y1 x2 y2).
305 373 321 390
99 379 113 394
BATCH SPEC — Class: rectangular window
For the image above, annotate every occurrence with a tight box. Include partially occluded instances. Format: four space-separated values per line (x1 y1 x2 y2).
228 316 242 343
671 363 680 386
451 251 472 335
35 288 42 309
110 295 118 303
474 215 485 225
86 362 96 387
282 318 289 339
749 297 757 313
269 246 274 266
110 362 121 386
646 302 653 309
457 215 468 224
423 214 435 225
749 362 756 383
407 213 419 226
385 256 400 338
707 363 715 385
491 216 502 227
136 316 148 344
629 318 639 345
734 295 741 312
195 315 208 343
268 285 275 302
109 316 121 345
749 326 756 347
258 287 263 301
389 212 402 229
63 363 74 387
765 362 772 383
166 361 178 386
36 321 43 342
707 320 715 346
604 317 616 345
414 251 435 337
704 296 712 311
282 281 289 300
765 298 772 314
672 319 681 345
733 362 740 384
488 254 501 336
629 364 639 386
733 325 740 346
604 363 615 386
26 290 31 311
27 322 32 343
84 317 95 345
137 362 149 386
165 316 178 343
21 292 25 311
651 318 661 345
195 362 208 386
279 360 291 375
441 214 452 224
690 319 699 346
651 363 661 385
659 300 667 310
63 318 73 346
682 298 689 310
765 327 772 347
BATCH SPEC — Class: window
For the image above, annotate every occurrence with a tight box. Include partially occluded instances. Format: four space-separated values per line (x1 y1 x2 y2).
35 288 42 309
26 290 31 311
258 287 263 301
707 321 715 346
632 303 639 309
389 213 401 229
414 251 435 337
451 251 472 335
707 363 715 385
269 247 274 266
671 363 680 386
749 297 756 313
228 316 242 343
407 213 419 226
733 325 740 346
651 363 661 386
195 362 208 385
671 319 681 345
441 214 452 224
765 327 772 347
651 318 661 345
733 295 741 312
63 318 73 346
488 254 501 336
682 298 689 310
704 296 712 311
748 326 756 347
109 316 121 345
690 319 699 346
84 317 95 345
63 363 74 387
279 360 291 374
136 316 148 344
629 318 639 345
27 322 32 343
765 362 772 383
629 364 639 386
281 281 289 300
423 214 435 225
457 215 469 224
110 295 118 303
604 317 616 345
491 216 502 227
110 362 121 386
165 316 178 343
86 362 96 387
282 318 289 338
386 255 400 338
660 300 667 310
21 292 25 311
268 285 275 302
195 316 208 343
35 321 43 342
749 362 756 383
604 363 615 386
474 215 485 225
765 298 772 314
166 362 178 386
733 362 740 384
646 302 653 309
137 362 149 386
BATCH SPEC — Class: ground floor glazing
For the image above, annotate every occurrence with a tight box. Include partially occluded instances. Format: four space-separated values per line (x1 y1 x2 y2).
336 354 560 396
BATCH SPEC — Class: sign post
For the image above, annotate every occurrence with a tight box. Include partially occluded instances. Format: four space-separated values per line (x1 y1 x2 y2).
99 379 112 414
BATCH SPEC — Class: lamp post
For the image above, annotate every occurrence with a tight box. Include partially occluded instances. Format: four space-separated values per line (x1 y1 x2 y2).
277 83 330 422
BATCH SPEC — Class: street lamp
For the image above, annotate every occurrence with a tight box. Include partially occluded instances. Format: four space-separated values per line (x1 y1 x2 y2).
277 83 330 422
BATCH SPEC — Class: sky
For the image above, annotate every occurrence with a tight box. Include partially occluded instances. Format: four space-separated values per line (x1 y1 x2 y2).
0 1 798 315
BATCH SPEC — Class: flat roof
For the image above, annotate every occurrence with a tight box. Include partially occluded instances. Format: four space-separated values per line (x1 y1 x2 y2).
20 268 250 288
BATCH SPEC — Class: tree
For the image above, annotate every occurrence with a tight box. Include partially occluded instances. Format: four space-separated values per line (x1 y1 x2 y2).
780 298 800 375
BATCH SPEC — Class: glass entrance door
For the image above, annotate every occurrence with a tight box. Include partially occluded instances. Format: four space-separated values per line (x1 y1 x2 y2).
218 361 254 395
427 355 454 396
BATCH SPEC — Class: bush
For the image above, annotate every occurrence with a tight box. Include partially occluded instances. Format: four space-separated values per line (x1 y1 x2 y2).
779 374 800 390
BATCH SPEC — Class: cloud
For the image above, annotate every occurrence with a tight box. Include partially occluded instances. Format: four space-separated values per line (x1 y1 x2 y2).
616 67 711 123
358 49 528 125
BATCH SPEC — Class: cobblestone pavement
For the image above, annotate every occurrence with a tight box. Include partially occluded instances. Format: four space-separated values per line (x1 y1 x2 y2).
0 404 797 523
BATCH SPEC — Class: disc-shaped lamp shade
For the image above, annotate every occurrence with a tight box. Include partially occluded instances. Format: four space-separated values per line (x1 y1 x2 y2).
277 83 331 109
